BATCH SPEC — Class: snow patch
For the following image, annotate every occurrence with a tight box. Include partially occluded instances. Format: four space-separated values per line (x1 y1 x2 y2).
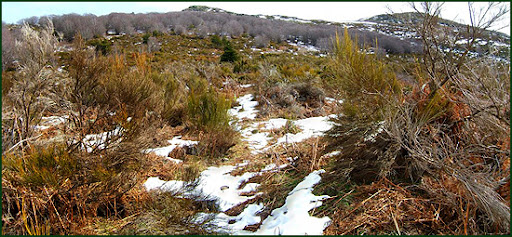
240 84 253 88
252 170 330 235
165 157 183 164
288 41 320 52
229 94 259 120
193 170 330 235
364 121 385 142
81 127 123 153
239 116 334 154
325 97 344 104
239 118 288 153
144 164 260 212
323 150 341 158
144 136 198 157
34 115 68 130
276 116 334 144
193 203 264 234
261 163 289 172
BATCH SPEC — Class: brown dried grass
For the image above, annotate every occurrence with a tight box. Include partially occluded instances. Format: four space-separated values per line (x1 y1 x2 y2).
323 178 442 235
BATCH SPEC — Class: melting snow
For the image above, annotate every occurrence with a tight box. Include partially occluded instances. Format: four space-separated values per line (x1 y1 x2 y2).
229 94 259 120
261 118 288 130
192 169 331 235
145 89 338 234
288 41 320 52
323 150 341 158
239 118 288 153
242 130 271 152
260 163 289 172
144 164 260 212
34 115 68 130
364 121 385 142
144 136 198 158
325 97 344 104
276 116 335 144
252 170 330 235
165 157 183 164
192 203 264 234
81 127 123 153
240 84 253 88
239 116 334 154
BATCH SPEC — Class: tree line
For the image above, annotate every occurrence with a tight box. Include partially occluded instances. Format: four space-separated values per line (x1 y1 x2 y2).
6 8 422 52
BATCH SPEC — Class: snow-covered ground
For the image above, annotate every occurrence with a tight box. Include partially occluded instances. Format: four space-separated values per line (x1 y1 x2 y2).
144 136 198 163
81 127 123 153
34 115 68 130
229 94 259 121
287 41 320 52
249 170 330 235
276 115 335 144
144 90 336 234
145 162 261 212
240 115 335 153
188 169 330 235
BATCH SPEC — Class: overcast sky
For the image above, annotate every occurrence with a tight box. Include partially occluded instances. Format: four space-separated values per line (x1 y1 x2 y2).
2 1 510 35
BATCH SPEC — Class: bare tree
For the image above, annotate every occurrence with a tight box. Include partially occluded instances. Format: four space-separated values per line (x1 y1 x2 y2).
196 24 210 38
18 16 39 26
254 34 270 48
408 2 509 98
106 13 135 35
223 20 244 37
2 23 16 70
174 25 186 35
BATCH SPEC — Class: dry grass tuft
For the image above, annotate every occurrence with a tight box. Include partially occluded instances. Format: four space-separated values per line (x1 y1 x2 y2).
322 178 442 235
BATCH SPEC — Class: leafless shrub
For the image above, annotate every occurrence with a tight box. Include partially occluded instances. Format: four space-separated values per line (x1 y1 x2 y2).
2 22 69 153
382 2 510 230
147 36 160 53
405 2 509 97
253 35 270 48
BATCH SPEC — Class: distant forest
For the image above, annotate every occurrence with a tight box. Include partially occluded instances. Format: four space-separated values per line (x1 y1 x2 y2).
5 6 422 54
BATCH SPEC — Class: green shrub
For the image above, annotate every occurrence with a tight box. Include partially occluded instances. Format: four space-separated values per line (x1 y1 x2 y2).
142 33 151 44
186 88 232 131
100 54 163 121
152 30 163 37
186 88 237 158
210 35 223 48
328 28 401 122
233 58 257 73
325 28 404 184
152 72 187 126
220 42 239 63
2 144 78 188
87 38 112 55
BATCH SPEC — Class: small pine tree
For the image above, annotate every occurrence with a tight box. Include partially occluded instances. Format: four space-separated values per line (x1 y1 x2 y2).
142 33 150 44
220 42 239 63
211 35 223 48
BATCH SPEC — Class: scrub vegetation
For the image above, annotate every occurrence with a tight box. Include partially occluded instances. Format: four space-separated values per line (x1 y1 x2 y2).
2 2 509 235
